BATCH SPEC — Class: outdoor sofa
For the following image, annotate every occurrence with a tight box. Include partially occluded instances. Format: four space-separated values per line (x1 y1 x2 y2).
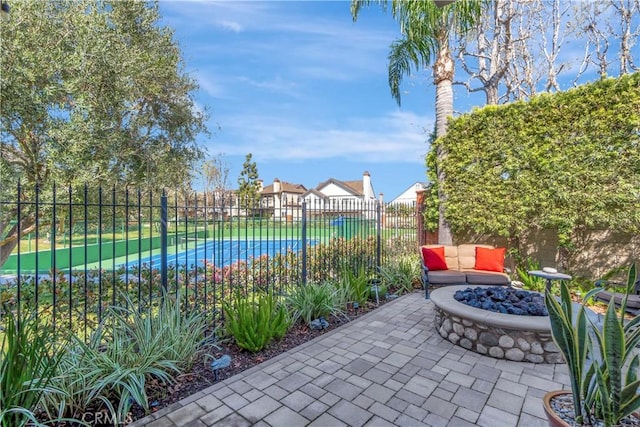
420 244 511 299
594 277 640 315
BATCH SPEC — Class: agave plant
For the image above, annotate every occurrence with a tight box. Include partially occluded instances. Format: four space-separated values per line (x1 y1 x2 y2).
545 263 640 426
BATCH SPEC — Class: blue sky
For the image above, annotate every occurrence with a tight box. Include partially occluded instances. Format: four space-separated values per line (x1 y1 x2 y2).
156 1 622 201
158 0 458 201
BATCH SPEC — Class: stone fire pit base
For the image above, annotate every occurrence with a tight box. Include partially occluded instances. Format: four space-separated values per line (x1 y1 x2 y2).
430 285 564 364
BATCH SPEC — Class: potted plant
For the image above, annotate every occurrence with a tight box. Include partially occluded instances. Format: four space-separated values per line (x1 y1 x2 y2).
543 263 640 427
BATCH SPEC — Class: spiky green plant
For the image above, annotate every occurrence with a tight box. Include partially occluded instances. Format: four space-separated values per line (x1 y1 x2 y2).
41 293 212 422
516 259 546 292
0 313 64 427
285 282 347 326
545 279 591 425
223 291 290 353
379 254 420 295
585 263 640 426
336 264 370 307
546 263 640 426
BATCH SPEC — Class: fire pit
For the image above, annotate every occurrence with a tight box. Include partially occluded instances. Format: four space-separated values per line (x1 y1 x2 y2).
430 285 563 363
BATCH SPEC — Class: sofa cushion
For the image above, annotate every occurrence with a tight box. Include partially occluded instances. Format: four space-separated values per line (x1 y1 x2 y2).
421 246 448 271
464 270 511 285
423 244 459 270
458 244 493 270
475 247 506 272
426 270 467 285
595 291 640 310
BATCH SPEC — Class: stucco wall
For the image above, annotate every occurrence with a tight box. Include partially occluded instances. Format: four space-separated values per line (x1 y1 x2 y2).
453 229 639 280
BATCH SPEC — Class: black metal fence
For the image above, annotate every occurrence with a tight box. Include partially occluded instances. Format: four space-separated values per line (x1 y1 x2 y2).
0 184 418 337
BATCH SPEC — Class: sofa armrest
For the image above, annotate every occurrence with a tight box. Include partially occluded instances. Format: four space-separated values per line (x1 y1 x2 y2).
595 278 640 296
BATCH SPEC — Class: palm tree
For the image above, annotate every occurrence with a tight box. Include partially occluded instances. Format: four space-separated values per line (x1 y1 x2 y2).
351 0 482 244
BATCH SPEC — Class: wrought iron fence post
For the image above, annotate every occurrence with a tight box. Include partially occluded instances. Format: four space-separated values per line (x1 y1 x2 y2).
16 182 22 328
35 182 40 321
51 183 57 330
376 201 382 272
301 200 307 285
161 190 168 297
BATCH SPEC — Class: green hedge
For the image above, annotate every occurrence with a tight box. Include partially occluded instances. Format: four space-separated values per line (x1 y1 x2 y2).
429 73 640 248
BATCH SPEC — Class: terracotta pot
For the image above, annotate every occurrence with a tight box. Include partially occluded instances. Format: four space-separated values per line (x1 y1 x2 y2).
542 390 571 427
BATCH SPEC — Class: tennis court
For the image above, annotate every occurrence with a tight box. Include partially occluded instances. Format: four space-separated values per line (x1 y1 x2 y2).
121 238 318 270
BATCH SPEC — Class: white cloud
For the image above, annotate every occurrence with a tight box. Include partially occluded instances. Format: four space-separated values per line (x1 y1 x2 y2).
196 73 226 98
163 0 396 81
219 20 243 32
238 75 301 98
207 110 433 164
162 1 433 165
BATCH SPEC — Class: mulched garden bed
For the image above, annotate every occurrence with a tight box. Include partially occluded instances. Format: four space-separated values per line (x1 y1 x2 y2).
130 299 390 423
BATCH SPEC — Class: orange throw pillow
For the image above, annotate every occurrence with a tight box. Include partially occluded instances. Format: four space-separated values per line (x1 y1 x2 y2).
421 246 448 271
475 247 506 272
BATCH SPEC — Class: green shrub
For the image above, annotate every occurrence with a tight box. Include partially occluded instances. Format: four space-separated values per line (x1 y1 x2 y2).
370 283 387 301
285 282 346 326
515 259 546 292
379 254 420 295
42 294 212 422
336 265 370 307
223 291 290 353
0 313 64 427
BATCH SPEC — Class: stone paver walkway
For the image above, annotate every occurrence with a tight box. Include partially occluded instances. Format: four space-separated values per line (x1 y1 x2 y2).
131 292 569 427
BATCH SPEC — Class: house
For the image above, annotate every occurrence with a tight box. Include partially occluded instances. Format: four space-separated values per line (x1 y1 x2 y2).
303 171 379 214
258 178 307 220
385 182 429 228
388 182 429 206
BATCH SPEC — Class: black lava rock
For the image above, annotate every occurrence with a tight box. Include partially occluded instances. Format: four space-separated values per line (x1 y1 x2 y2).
454 286 548 316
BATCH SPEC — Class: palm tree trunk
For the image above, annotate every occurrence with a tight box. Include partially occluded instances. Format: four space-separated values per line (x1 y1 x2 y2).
433 44 455 245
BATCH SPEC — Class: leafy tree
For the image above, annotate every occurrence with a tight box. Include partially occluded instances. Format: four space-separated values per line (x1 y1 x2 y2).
351 0 483 244
200 153 231 210
0 0 207 268
237 154 261 212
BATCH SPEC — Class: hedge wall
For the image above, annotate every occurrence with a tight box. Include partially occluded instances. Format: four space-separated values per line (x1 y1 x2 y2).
429 73 640 251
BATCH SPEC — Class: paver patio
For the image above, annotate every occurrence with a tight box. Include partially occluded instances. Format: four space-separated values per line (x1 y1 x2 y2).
131 292 569 426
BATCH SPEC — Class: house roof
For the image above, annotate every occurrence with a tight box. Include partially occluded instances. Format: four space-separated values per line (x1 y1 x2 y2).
302 189 329 200
315 178 363 196
261 181 307 195
343 180 364 195
389 182 430 204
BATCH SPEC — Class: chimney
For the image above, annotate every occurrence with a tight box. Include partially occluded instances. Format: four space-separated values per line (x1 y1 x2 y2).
273 178 281 193
257 179 264 193
363 171 373 199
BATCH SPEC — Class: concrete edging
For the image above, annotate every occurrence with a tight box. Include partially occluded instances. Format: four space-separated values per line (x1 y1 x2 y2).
430 285 551 333
430 285 563 363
